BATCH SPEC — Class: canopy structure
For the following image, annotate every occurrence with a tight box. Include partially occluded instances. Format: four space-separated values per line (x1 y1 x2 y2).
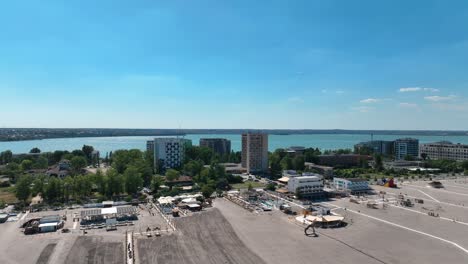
296 214 345 225
81 206 137 218
278 177 289 183
38 222 58 228
158 197 175 205
182 198 198 204
101 207 118 215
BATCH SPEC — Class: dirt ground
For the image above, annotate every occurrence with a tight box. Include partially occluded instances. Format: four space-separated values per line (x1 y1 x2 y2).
137 209 266 264
35 244 57 264
64 236 124 264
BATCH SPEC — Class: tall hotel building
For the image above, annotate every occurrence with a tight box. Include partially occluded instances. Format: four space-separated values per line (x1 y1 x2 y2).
199 138 231 156
149 138 192 172
241 133 269 173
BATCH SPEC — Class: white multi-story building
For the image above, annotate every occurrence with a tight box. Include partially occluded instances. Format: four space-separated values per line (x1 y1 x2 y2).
241 133 269 173
152 138 192 172
420 141 468 161
333 178 369 194
287 175 324 198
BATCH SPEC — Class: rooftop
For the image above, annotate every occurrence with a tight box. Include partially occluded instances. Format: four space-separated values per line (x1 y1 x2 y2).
335 178 368 183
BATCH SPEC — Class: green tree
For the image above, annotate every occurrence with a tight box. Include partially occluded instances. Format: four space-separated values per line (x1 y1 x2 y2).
6 162 20 171
228 151 241 163
51 150 67 164
185 145 214 165
151 175 165 193
266 183 276 191
131 158 153 187
71 156 87 174
201 185 215 199
44 177 63 203
93 170 107 195
72 175 93 199
374 154 384 171
82 145 95 162
195 167 211 184
15 175 32 202
183 160 203 177
269 153 282 179
145 150 154 174
304 148 321 163
247 183 253 191
165 169 181 182
280 156 293 170
461 161 468 171
71 149 86 157
20 160 33 171
34 156 49 169
124 166 143 195
30 147 41 154
106 169 124 196
292 156 305 171
421 153 428 161
62 176 74 202
0 150 13 164
31 176 45 196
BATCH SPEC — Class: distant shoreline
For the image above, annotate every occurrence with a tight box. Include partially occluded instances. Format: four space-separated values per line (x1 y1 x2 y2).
1 128 468 142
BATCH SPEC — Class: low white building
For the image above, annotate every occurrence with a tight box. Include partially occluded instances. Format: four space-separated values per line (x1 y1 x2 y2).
279 170 322 185
287 175 324 198
333 178 370 194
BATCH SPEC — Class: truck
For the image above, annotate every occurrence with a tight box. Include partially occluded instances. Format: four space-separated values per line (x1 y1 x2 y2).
401 199 414 207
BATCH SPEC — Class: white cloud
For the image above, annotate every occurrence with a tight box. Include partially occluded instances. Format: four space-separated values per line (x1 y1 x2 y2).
360 98 380 104
398 102 418 108
335 90 344 94
287 97 304 103
399 87 439 93
424 95 456 102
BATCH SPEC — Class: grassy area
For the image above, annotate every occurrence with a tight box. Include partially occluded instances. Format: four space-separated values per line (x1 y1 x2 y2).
231 181 267 190
0 186 17 204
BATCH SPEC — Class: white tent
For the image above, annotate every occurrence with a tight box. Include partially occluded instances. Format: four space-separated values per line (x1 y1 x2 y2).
182 197 198 204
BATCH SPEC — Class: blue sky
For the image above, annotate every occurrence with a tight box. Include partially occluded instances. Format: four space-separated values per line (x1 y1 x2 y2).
1 0 468 130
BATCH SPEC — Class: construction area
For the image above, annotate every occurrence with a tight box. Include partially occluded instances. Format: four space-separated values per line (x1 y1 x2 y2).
2 178 468 263
136 209 265 264
0 200 172 264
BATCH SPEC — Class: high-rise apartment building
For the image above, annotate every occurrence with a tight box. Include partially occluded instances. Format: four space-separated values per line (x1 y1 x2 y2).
394 138 419 160
354 140 394 155
420 141 468 161
241 133 269 173
151 138 192 172
199 138 231 156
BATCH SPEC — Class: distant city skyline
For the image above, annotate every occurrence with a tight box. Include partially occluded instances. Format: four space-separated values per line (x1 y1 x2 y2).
1 1 468 130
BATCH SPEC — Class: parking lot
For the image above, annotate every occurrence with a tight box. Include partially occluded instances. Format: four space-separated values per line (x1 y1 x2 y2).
215 180 468 264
